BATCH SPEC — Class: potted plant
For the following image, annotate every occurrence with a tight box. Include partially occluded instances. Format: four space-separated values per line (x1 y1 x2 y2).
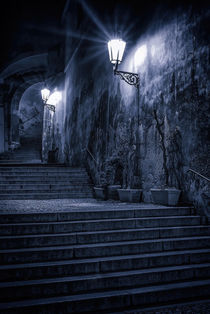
117 157 142 202
93 168 108 200
118 188 142 202
84 148 108 201
116 121 142 203
94 159 121 201
102 156 122 200
151 187 181 206
150 109 181 206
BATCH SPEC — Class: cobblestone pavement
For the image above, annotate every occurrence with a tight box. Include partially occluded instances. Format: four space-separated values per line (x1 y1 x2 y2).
0 198 176 213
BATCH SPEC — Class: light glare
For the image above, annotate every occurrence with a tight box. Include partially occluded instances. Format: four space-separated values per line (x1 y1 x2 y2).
134 44 147 67
151 45 156 57
47 91 62 106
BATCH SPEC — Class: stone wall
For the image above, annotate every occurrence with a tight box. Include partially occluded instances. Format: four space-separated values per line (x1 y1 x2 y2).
53 3 209 215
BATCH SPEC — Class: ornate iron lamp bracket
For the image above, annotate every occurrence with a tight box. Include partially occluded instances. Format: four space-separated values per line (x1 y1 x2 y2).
114 69 139 88
45 103 55 112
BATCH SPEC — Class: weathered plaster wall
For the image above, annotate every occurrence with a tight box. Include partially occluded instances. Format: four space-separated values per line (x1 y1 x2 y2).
131 8 210 213
54 4 209 215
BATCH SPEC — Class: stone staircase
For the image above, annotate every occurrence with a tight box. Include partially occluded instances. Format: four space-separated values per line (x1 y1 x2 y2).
0 139 42 164
0 204 210 313
0 166 93 199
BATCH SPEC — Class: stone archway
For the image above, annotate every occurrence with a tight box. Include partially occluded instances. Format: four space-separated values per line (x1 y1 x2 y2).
0 52 64 162
0 54 49 154
17 82 44 161
9 73 46 145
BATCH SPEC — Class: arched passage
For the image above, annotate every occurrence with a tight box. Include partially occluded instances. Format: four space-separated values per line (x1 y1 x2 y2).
16 82 44 160
0 52 63 162
0 54 49 153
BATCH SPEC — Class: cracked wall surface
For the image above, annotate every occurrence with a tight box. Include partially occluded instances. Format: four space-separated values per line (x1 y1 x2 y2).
53 3 209 215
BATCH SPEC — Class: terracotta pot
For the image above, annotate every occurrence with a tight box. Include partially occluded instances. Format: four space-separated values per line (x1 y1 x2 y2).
150 188 181 206
117 189 142 203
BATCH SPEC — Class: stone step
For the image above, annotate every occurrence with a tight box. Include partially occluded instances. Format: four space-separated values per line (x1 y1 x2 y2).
0 179 90 184
7 153 40 155
0 192 93 200
0 279 210 313
5 153 41 156
0 207 194 223
1 263 210 302
0 174 89 180
0 166 92 199
0 154 40 158
0 216 201 235
127 299 210 314
1 173 90 179
2 153 41 159
0 225 209 249
0 151 39 156
0 182 90 189
0 178 90 183
0 169 88 173
1 236 210 264
0 163 64 167
0 187 93 193
0 155 41 158
1 248 209 282
0 184 92 189
4 154 41 158
0 175 90 180
0 199 208 312
0 160 42 165
0 167 87 172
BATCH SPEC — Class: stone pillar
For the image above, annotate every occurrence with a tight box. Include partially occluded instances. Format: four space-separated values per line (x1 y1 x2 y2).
42 106 54 163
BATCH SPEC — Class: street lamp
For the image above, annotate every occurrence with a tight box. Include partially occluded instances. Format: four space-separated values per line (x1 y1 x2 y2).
107 38 139 88
41 88 55 112
41 88 50 103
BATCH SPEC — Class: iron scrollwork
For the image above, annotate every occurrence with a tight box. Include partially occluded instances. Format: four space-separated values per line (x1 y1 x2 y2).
114 70 139 88
45 104 55 112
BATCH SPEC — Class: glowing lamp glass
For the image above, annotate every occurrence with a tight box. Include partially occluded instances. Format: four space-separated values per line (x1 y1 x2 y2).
108 39 126 64
41 88 50 103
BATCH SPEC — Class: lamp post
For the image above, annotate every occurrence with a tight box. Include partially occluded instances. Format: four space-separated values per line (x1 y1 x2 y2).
108 38 141 186
41 88 55 112
107 39 139 88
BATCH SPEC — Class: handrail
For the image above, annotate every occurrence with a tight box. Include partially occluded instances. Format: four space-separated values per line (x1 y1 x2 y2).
85 148 98 165
188 169 210 182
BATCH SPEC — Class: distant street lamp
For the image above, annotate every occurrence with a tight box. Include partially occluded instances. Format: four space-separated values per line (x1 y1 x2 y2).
41 88 55 112
107 38 139 88
41 88 50 103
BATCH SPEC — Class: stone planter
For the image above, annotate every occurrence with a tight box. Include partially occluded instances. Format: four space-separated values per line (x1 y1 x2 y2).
107 185 121 200
117 189 142 203
94 187 107 200
151 188 181 206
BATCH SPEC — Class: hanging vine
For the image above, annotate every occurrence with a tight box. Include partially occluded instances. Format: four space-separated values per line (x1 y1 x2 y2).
153 109 169 186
